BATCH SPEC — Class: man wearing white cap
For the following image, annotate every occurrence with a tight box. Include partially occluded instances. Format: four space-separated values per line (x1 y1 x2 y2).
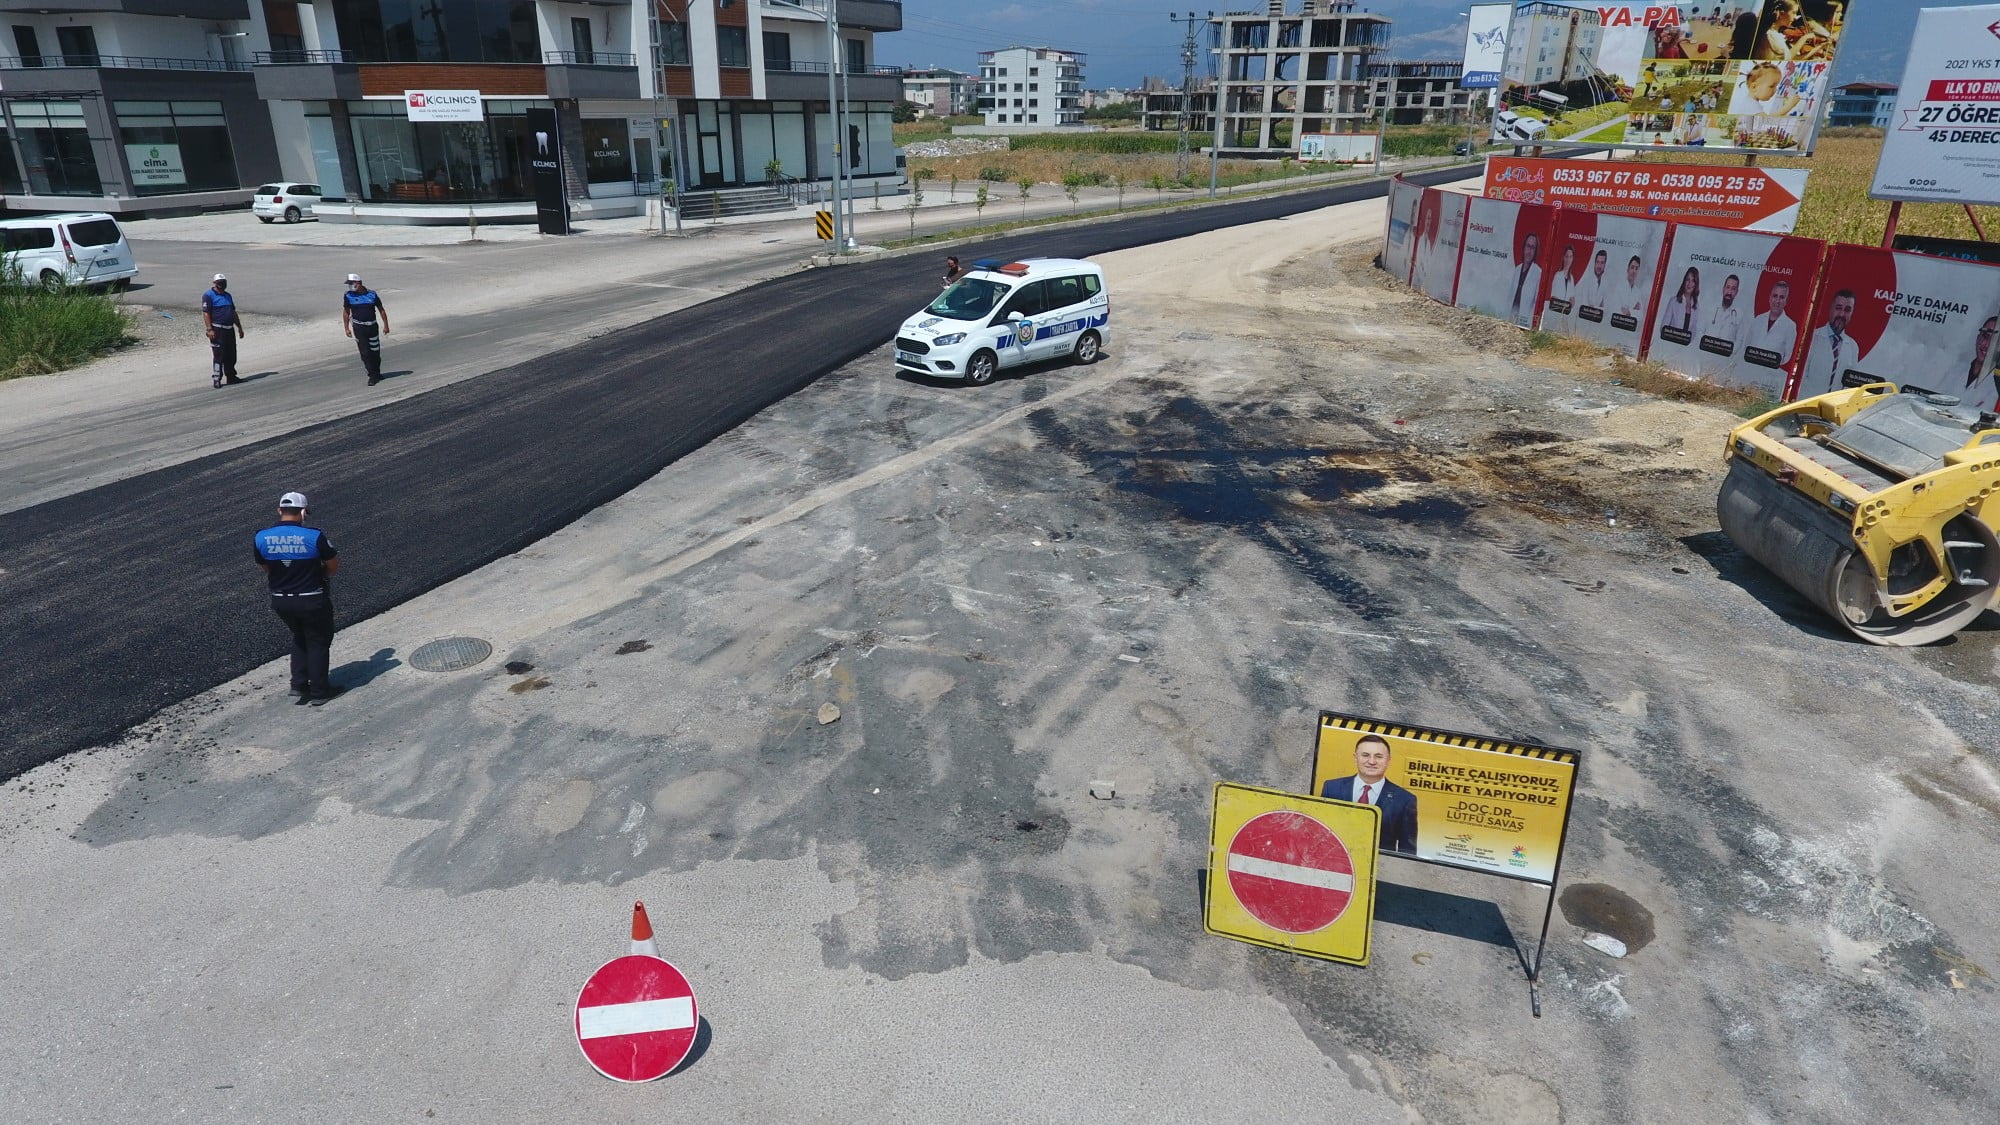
340 272 391 385
252 491 341 704
201 273 246 387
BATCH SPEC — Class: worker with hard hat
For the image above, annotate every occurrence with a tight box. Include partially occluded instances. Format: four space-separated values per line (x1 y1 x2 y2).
340 272 391 386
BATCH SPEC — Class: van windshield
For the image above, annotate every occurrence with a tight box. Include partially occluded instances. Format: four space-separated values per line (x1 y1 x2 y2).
927 277 1011 321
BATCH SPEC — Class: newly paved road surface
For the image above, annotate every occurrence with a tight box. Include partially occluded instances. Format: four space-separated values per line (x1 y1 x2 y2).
2 167 1474 781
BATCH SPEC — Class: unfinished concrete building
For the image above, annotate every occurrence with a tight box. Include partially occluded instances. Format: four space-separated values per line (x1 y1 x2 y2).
1212 0 1391 153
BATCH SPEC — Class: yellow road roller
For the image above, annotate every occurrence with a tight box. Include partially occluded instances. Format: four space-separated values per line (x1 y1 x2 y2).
1718 382 2000 645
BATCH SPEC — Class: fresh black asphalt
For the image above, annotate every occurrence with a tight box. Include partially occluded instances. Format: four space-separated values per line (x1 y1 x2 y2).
2 167 1474 781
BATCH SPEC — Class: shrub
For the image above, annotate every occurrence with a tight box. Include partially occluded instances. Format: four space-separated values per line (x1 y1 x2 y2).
0 259 133 378
978 166 1010 182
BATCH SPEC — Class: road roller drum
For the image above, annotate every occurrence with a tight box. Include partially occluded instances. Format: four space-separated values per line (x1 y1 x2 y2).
1718 383 2000 646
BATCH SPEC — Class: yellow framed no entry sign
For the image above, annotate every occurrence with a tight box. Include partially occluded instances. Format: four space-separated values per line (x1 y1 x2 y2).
1204 782 1380 966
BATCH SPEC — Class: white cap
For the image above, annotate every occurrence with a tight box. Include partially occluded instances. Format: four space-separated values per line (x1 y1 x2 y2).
346 273 362 282
278 491 308 509
213 273 227 282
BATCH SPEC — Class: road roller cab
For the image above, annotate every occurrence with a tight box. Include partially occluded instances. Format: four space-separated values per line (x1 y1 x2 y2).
1719 383 2000 645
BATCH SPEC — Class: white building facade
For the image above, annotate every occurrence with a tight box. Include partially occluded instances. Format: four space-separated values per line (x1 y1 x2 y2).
977 46 1083 128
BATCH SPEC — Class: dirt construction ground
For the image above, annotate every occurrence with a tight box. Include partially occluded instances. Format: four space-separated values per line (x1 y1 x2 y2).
2 200 1996 1121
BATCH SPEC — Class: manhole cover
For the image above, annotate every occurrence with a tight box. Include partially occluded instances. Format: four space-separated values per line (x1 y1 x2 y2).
408 636 494 672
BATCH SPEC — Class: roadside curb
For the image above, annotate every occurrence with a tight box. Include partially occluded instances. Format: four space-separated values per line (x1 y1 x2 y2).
800 160 1484 270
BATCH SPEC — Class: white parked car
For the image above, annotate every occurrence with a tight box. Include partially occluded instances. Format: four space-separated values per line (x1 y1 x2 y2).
0 212 139 290
252 183 322 224
895 258 1110 385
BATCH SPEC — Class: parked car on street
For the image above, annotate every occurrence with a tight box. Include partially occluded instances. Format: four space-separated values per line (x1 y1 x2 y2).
0 213 140 290
252 183 322 224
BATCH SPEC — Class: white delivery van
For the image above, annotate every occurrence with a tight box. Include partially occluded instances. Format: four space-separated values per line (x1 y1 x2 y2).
0 212 139 289
1493 109 1549 142
894 257 1109 385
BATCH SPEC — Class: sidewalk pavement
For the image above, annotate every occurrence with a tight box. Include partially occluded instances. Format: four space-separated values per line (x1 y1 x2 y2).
119 160 1448 248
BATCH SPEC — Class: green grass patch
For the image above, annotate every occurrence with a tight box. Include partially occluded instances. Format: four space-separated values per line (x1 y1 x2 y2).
1009 132 1212 154
1 261 135 378
1383 126 1464 157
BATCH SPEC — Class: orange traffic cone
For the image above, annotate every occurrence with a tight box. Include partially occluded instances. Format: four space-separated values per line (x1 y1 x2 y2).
631 900 659 958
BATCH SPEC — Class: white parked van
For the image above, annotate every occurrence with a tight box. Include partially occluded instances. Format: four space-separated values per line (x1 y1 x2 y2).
895 257 1109 385
1493 109 1549 142
0 212 139 289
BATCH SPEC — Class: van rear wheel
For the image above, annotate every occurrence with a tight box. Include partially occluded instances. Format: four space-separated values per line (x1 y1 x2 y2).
39 269 63 291
1073 330 1101 365
966 349 999 386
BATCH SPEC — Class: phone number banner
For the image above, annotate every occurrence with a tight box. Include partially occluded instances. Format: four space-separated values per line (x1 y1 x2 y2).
1485 155 1806 232
1872 5 2000 203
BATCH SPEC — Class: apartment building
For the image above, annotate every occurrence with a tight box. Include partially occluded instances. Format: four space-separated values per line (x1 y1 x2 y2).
977 46 1083 129
1827 81 1895 129
1501 2 1603 89
1366 60 1475 126
1 0 283 215
1211 1 1390 153
252 1 900 218
1141 84 1216 133
902 66 974 117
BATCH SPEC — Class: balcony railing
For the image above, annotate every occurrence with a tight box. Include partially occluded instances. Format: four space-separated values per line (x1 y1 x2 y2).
1 53 251 72
767 60 904 76
544 51 636 66
255 49 353 64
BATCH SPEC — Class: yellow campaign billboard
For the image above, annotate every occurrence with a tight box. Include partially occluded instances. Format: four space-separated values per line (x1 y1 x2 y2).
1309 711 1579 885
1204 782 1380 966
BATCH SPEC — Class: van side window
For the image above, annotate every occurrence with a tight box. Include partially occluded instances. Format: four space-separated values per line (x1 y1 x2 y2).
3 227 58 252
1045 276 1084 309
994 280 1047 321
1079 274 1101 298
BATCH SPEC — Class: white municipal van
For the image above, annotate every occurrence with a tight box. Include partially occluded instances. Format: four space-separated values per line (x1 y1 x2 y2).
0 212 139 289
1494 109 1549 142
895 257 1109 385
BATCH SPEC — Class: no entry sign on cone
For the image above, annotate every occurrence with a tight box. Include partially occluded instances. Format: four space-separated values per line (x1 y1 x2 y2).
574 901 700 1082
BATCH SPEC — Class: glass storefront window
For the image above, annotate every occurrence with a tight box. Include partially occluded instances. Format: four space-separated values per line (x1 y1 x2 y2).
113 100 238 196
581 118 631 185
0 132 23 194
9 101 101 196
346 99 542 203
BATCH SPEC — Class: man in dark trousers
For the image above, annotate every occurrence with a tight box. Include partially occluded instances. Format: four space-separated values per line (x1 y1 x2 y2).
340 272 391 386
202 273 246 387
253 491 341 704
1319 733 1420 854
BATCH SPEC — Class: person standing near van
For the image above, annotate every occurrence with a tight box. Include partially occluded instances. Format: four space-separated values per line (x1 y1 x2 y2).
340 272 390 386
253 491 340 704
202 273 246 387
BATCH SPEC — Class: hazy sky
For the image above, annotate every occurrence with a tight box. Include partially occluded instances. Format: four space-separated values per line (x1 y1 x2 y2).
888 0 1232 88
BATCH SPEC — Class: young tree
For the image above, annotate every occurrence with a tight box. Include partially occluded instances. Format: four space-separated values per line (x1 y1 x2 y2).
975 181 990 222
1017 176 1033 219
906 178 924 238
1148 173 1167 204
1111 172 1125 212
948 171 960 202
1061 171 1085 215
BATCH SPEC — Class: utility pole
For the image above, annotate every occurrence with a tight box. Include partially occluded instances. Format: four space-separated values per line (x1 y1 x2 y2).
648 0 681 235
1168 12 1205 182
825 4 844 254
1206 13 1219 199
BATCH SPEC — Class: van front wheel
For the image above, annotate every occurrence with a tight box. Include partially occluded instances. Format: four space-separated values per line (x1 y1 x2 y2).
966 349 998 386
1073 331 1101 365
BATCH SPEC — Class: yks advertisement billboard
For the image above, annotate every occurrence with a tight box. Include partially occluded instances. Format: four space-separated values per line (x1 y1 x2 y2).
1649 226 1825 398
1797 245 2000 408
1495 1 1849 155
1544 210 1670 356
1870 5 2000 204
1409 189 1471 304
1455 196 1560 328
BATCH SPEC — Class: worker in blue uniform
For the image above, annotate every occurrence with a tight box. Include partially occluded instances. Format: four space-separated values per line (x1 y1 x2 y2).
253 491 341 704
341 272 391 386
202 273 246 387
